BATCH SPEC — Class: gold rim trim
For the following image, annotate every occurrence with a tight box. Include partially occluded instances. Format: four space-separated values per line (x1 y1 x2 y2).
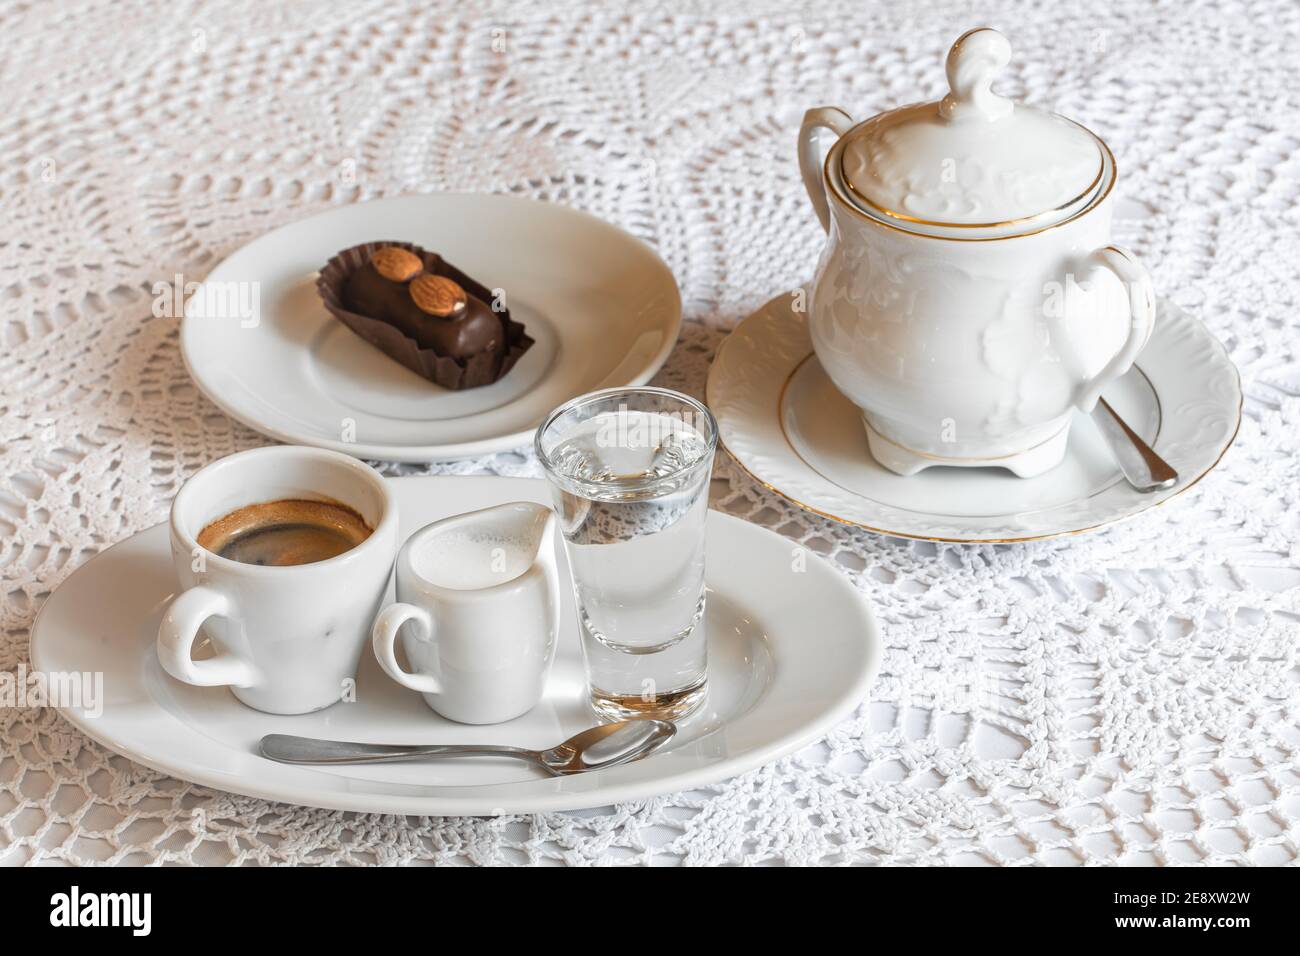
822 130 1118 242
841 131 1105 231
707 324 1243 545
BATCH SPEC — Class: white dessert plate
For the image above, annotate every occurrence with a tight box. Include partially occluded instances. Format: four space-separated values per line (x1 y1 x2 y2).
707 294 1241 543
30 477 879 816
182 195 681 462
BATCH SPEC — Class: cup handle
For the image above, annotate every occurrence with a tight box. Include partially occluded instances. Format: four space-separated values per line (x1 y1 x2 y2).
798 107 854 234
1071 244 1157 413
157 586 258 687
371 603 441 695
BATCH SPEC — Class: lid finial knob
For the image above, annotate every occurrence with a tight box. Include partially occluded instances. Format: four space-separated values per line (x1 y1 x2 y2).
939 28 1013 123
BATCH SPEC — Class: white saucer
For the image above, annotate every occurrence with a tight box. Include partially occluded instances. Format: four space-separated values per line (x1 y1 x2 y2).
707 295 1241 543
30 477 879 816
182 195 681 462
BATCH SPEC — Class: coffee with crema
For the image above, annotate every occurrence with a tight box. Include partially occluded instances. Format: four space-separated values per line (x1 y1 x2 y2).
197 498 372 567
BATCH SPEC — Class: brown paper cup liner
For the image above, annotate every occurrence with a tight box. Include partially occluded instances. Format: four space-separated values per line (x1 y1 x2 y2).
316 241 533 391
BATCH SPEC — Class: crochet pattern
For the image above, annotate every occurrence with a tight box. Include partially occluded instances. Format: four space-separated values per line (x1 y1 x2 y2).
1 0 1297 865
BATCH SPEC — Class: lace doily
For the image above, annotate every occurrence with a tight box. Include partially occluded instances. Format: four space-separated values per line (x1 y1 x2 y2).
2 0 1298 866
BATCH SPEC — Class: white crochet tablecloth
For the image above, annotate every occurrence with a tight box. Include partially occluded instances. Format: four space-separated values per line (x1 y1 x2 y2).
2 0 1298 866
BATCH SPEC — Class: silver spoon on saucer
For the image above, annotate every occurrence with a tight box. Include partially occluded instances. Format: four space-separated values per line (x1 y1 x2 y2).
1091 397 1178 492
259 719 676 776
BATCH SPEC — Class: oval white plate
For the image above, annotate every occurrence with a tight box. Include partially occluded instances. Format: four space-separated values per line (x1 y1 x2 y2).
707 294 1241 543
182 195 681 462
30 477 879 816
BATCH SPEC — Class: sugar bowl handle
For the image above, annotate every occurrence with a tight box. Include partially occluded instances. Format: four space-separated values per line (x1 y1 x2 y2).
1073 245 1157 413
798 107 855 233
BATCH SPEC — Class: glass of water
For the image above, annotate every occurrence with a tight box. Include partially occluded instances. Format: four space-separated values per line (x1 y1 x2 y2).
536 386 718 722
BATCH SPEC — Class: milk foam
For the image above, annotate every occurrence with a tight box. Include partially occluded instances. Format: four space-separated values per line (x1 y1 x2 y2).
412 529 533 590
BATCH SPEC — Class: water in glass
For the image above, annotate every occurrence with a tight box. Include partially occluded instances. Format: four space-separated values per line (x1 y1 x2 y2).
539 391 716 721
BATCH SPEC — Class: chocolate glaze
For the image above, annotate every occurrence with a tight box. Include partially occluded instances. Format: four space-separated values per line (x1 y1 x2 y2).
317 241 534 391
343 264 504 361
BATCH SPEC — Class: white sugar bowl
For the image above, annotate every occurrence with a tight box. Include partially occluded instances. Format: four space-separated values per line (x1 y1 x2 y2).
798 28 1155 477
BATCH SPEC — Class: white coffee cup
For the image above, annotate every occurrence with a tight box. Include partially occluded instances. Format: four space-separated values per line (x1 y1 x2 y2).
157 445 399 715
371 502 560 725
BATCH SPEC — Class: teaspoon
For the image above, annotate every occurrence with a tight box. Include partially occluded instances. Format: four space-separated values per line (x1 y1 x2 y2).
259 719 675 776
1090 397 1178 492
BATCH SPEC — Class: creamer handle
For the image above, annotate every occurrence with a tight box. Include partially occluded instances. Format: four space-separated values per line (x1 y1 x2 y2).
798 107 855 233
371 603 441 695
1073 245 1157 413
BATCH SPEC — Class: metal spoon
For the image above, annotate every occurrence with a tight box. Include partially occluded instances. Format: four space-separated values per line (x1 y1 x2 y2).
259 719 676 776
1091 397 1178 492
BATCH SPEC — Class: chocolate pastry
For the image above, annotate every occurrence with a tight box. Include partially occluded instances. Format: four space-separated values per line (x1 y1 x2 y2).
316 242 533 391
341 266 503 361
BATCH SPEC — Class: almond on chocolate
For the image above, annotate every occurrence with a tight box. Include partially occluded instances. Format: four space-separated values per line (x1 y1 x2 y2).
370 246 423 282
410 275 468 317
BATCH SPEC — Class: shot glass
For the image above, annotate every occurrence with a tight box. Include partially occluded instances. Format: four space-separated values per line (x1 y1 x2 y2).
535 387 718 721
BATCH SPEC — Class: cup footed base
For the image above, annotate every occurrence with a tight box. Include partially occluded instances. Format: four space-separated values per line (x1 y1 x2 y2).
232 687 348 716
863 418 1071 478
419 693 542 726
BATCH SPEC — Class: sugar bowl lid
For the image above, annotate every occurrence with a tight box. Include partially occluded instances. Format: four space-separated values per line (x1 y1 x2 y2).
839 28 1106 234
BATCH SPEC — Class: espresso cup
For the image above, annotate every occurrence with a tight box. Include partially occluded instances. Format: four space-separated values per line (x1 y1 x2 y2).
371 502 560 724
157 445 399 715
